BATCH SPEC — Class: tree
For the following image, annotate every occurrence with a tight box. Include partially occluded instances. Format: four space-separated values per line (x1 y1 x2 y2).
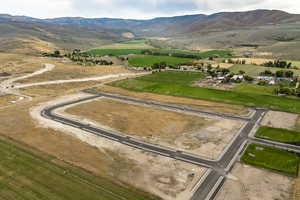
239 70 245 75
275 70 285 77
285 70 294 78
244 75 254 82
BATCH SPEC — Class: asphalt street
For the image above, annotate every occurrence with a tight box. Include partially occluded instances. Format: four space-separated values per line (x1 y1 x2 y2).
41 92 300 200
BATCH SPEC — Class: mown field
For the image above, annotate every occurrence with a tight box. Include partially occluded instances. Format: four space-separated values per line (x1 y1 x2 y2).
241 143 299 176
256 126 300 144
109 71 300 113
0 136 159 200
230 64 300 76
233 84 277 95
128 55 194 67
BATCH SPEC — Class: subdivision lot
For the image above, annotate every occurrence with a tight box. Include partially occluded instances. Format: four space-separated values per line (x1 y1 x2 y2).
216 163 293 200
256 126 300 144
128 55 194 67
109 71 300 113
261 111 298 130
0 135 159 200
241 143 299 176
63 98 244 160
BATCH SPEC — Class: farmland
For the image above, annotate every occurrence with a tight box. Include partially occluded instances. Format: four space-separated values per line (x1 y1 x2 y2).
86 49 147 56
233 84 277 95
128 55 194 67
256 126 300 144
109 71 300 113
0 136 160 200
230 64 300 76
241 143 299 176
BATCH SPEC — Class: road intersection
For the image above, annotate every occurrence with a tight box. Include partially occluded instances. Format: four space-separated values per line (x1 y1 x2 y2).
41 91 300 200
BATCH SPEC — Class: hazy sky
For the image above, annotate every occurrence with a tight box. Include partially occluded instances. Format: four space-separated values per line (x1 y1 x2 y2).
2 0 300 19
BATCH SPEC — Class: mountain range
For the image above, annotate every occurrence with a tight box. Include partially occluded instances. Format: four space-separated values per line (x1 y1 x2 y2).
1 9 300 56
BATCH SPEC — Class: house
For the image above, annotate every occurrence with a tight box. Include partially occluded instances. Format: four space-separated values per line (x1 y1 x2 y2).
243 51 253 58
232 75 244 81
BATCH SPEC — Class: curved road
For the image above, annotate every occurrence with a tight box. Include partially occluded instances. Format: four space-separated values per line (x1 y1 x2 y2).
41 91 300 200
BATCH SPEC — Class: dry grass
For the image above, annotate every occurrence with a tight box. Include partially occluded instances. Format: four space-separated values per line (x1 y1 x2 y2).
0 99 112 178
95 85 249 116
20 81 102 97
0 94 20 107
18 60 133 83
0 53 53 76
232 58 272 65
66 98 208 142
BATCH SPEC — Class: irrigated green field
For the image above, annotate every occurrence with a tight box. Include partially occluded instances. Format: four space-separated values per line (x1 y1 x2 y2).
241 143 299 176
128 55 194 67
233 84 277 95
230 64 300 76
87 49 148 56
0 136 160 200
256 126 300 144
109 71 300 113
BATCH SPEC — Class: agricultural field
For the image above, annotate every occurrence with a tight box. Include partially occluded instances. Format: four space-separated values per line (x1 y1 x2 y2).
128 55 194 67
0 135 159 200
109 71 300 113
233 84 277 95
255 126 300 144
241 143 299 176
230 64 300 76
86 49 148 56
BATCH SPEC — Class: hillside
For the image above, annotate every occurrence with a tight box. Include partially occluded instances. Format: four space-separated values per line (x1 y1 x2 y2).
1 9 300 58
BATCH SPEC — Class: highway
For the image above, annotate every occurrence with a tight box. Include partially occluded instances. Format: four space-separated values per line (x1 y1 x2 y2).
41 91 300 200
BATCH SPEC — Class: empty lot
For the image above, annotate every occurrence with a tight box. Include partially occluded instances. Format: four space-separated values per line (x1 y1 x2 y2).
64 97 244 160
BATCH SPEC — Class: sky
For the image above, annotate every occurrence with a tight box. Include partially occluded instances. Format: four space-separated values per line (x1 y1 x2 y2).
1 0 300 19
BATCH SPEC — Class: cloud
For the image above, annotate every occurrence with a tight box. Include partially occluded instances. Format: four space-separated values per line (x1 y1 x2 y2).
1 0 300 19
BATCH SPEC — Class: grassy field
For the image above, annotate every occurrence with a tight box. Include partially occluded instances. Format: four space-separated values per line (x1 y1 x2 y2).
233 84 277 95
86 49 148 56
109 71 300 113
230 64 300 76
121 40 148 45
128 55 194 67
241 143 299 176
0 136 159 200
256 126 300 144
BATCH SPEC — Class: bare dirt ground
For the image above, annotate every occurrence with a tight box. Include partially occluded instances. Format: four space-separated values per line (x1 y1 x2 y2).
95 85 250 116
63 98 244 160
261 111 298 130
216 163 293 200
28 93 207 200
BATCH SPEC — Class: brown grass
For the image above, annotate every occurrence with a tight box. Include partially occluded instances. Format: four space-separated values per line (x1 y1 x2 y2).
0 94 20 107
0 99 112 177
66 98 208 142
0 53 53 75
95 85 249 116
18 60 133 84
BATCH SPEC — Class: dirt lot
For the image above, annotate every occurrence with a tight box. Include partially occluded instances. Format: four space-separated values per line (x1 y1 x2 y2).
216 163 293 200
261 111 298 130
95 85 250 116
63 98 244 160
17 59 133 84
29 93 206 200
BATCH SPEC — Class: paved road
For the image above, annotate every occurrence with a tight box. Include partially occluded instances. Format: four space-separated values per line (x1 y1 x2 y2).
41 92 300 200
